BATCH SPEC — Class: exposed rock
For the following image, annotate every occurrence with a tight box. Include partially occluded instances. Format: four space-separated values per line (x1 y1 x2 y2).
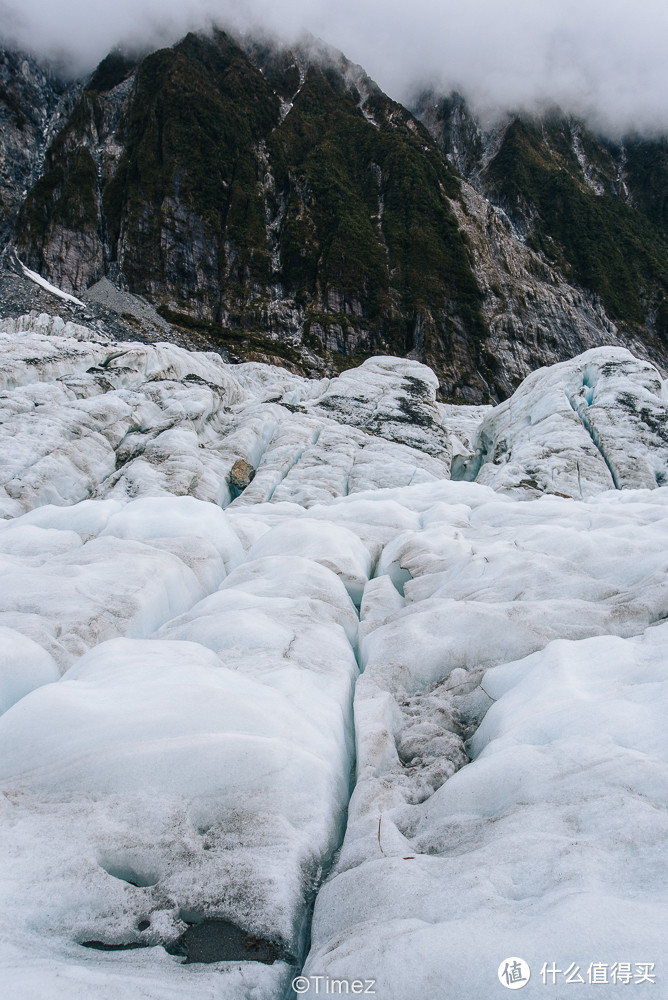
447 181 668 396
229 459 256 492
414 91 668 396
0 49 75 243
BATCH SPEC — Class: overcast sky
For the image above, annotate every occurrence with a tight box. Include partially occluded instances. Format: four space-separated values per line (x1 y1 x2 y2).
2 0 666 134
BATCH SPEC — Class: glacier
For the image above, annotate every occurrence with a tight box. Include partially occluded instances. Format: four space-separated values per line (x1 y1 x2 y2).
0 310 667 998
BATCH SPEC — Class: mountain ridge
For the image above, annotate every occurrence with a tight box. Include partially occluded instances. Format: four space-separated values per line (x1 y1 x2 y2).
2 28 668 401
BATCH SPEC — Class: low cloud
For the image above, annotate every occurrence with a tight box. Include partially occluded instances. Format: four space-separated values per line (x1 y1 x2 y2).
2 0 667 134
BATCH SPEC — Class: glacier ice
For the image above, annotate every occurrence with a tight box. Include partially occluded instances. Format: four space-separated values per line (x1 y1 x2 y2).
0 316 667 997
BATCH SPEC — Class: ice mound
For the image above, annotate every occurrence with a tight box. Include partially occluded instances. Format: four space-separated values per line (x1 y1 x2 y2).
465 347 668 496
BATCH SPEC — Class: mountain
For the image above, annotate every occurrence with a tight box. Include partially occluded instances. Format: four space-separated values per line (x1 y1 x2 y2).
2 30 668 402
5 32 486 392
415 91 668 336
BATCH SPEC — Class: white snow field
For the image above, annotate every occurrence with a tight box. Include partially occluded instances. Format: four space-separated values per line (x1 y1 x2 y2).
0 313 667 999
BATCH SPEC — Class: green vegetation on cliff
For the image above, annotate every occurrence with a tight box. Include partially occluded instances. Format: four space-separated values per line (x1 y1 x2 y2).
107 31 279 308
265 60 484 356
622 138 668 234
85 52 137 94
484 118 668 336
19 138 98 237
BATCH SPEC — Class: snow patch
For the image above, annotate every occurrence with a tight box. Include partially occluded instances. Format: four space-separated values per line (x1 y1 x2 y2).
17 257 85 306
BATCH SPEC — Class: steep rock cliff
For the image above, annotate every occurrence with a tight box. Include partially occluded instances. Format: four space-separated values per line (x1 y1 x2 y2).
4 34 668 401
414 91 668 394
0 48 76 243
13 32 489 395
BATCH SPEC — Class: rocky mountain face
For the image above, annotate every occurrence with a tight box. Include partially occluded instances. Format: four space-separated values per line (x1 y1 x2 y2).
413 92 668 395
416 92 668 332
2 31 668 402
0 49 77 245
6 33 485 394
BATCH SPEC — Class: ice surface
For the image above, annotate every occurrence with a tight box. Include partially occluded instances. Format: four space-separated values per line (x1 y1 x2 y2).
304 623 668 999
0 551 358 996
0 626 59 714
310 356 452 462
467 347 668 496
0 334 458 518
1 316 667 998
0 504 230 667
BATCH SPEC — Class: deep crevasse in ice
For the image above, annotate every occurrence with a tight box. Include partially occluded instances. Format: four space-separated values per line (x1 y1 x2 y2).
0 315 667 998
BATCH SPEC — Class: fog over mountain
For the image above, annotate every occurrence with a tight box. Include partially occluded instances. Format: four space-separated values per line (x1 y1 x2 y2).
1 0 667 134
